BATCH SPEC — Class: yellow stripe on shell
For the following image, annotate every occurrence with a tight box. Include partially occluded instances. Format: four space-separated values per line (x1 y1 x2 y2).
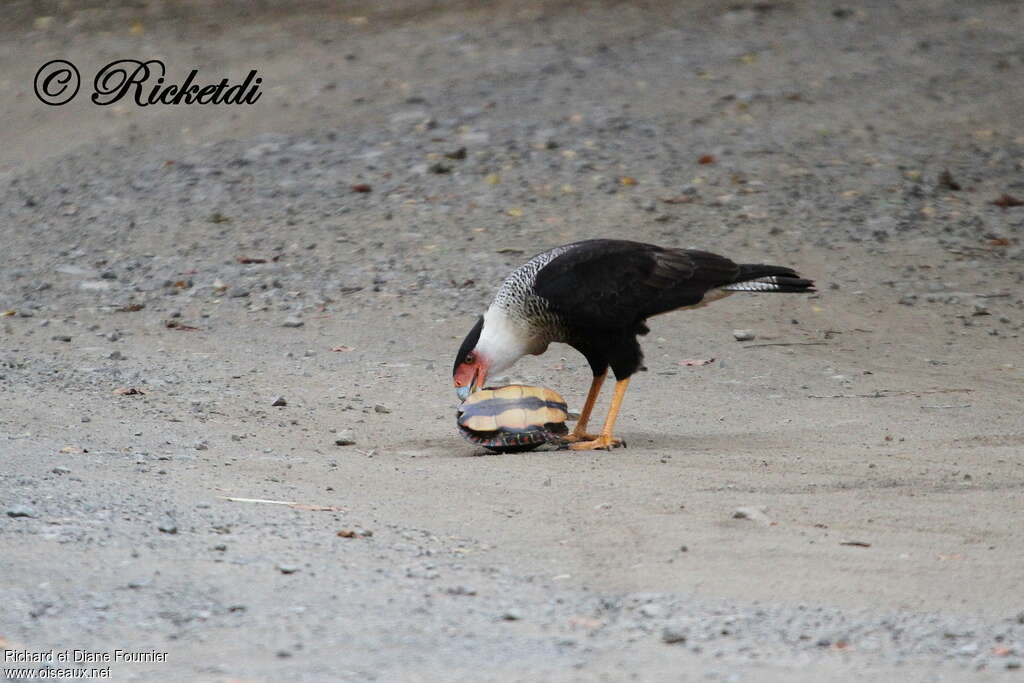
462 404 568 432
463 384 567 407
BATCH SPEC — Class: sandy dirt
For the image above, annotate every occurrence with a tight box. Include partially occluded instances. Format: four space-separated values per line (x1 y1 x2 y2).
1 1 1023 681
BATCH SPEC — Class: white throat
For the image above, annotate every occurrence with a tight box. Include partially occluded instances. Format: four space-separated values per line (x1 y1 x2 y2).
476 306 543 375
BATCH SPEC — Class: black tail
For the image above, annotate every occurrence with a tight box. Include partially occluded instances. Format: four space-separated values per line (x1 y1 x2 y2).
723 264 816 293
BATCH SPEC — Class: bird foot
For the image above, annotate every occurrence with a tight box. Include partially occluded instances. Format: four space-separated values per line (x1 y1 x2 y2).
569 435 625 451
562 431 600 443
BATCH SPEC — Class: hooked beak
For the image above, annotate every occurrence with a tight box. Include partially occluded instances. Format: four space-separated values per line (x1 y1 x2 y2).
455 364 487 401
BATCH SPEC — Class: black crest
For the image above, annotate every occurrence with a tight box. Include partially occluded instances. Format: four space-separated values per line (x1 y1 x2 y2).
453 315 484 375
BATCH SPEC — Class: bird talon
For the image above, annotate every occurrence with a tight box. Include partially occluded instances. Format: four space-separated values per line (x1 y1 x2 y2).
569 436 624 451
562 431 600 443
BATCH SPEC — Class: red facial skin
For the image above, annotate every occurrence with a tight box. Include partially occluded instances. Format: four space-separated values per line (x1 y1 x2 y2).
453 355 489 398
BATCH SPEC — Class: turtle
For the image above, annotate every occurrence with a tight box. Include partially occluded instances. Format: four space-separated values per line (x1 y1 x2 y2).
457 384 570 453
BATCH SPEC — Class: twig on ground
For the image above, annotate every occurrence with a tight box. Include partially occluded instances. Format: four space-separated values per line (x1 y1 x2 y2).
218 496 344 512
743 341 830 349
808 388 973 399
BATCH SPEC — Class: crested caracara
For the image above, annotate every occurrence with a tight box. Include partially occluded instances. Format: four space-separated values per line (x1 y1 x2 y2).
453 239 815 450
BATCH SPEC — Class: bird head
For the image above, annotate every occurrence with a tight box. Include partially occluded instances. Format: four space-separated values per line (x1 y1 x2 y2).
453 315 488 401
454 309 536 400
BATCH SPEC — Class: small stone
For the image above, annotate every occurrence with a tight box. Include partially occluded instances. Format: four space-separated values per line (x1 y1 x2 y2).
52 467 71 475
639 604 664 618
276 563 300 575
108 350 125 360
662 625 688 644
1007 661 1021 670
271 396 287 407
81 416 91 423
52 335 72 342
373 403 391 414
282 316 304 328
334 429 356 446
501 609 523 621
733 506 772 525
732 330 755 341
230 288 250 298
157 522 178 534
6 505 36 518
194 440 209 451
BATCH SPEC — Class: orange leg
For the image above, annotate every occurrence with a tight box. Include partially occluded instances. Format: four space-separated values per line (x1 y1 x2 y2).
563 372 606 442
569 378 629 451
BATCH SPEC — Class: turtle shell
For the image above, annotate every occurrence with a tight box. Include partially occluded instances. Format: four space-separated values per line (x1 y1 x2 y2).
457 384 569 453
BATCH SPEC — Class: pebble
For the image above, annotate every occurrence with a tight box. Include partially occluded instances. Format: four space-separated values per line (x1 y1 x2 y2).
733 506 773 526
373 403 391 414
732 330 755 341
282 316 304 328
157 522 178 534
662 625 688 644
276 563 300 575
639 603 664 618
501 609 523 621
52 335 72 342
6 504 37 518
271 396 288 407
194 440 209 451
108 350 125 360
334 429 356 446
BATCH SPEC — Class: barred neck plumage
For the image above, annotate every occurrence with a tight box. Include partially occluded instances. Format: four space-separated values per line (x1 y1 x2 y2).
491 243 573 327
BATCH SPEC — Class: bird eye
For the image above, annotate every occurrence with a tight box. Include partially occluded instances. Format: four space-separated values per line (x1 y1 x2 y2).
464 352 475 364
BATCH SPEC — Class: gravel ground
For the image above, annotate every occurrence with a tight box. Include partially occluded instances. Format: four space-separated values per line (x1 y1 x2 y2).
2 1 1023 681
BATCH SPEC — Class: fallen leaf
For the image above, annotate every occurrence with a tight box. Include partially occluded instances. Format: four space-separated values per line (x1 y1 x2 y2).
116 303 145 312
992 194 1024 208
619 176 637 186
164 320 200 331
989 237 1011 247
698 154 716 165
1 310 16 317
208 212 231 224
351 183 372 193
938 169 961 191
336 529 357 538
506 207 523 217
237 257 268 264
568 616 603 629
59 446 85 454
660 195 694 204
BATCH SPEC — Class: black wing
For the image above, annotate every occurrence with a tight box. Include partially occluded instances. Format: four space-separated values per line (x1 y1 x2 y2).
533 239 741 331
